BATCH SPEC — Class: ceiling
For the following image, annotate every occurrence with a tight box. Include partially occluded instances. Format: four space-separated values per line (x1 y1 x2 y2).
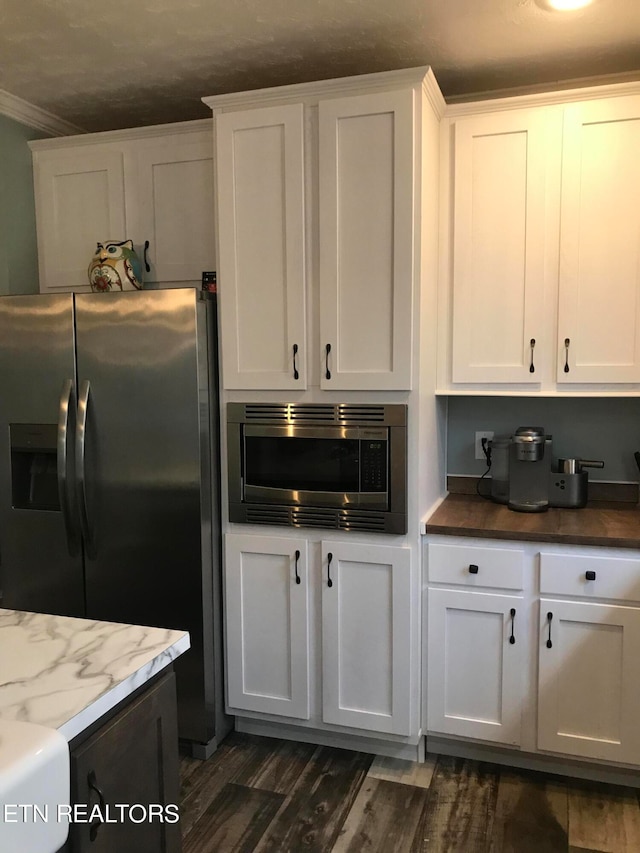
1 0 639 134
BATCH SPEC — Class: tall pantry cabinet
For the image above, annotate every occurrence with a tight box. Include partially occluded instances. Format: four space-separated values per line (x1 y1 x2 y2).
204 68 446 755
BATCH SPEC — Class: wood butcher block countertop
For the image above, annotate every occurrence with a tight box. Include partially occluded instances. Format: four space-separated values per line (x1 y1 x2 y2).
426 493 640 550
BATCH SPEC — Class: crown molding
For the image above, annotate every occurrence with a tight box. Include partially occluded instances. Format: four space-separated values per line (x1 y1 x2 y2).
28 118 213 151
0 88 85 136
202 66 435 113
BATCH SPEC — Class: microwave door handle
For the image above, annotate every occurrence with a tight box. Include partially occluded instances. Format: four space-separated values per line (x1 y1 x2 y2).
75 379 95 558
57 379 80 557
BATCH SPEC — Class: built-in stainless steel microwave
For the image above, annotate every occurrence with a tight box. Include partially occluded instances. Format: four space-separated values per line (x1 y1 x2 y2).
227 403 407 534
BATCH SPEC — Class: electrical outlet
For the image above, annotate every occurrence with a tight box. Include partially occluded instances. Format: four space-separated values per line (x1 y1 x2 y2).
475 431 494 460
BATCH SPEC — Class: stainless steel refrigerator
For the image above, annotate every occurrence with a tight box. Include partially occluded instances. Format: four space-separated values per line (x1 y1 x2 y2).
0 288 230 758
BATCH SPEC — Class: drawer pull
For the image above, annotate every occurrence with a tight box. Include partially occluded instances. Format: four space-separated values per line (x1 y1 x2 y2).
468 564 479 575
294 549 301 585
585 570 596 581
546 611 553 648
509 608 516 644
327 551 333 588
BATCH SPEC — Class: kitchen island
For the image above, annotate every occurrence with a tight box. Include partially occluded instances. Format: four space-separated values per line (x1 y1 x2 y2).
0 608 190 852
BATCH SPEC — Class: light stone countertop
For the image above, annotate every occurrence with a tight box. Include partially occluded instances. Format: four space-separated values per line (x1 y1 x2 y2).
0 608 190 742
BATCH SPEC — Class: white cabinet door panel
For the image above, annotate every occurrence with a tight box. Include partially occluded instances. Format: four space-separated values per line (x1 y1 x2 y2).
216 105 306 389
319 90 414 390
451 109 553 383
538 599 640 763
558 97 640 383
321 540 413 735
427 589 523 745
224 534 310 719
34 148 126 292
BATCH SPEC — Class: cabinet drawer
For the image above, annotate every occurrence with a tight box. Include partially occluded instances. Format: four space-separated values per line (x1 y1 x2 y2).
428 542 524 590
540 552 640 603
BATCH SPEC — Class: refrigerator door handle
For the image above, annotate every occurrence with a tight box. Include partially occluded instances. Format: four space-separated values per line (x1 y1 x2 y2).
75 379 95 557
57 379 80 557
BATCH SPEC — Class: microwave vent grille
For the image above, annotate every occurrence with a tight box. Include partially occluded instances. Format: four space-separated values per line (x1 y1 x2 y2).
292 507 338 528
245 506 290 526
338 510 386 532
337 405 386 424
242 403 387 424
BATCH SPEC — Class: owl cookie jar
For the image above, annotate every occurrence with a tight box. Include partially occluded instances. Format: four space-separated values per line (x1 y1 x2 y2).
88 240 144 292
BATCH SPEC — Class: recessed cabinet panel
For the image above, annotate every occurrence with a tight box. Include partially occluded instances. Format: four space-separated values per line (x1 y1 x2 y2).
34 149 126 292
319 90 414 390
451 110 551 383
538 599 640 763
216 105 306 389
224 533 310 719
322 540 412 735
557 97 640 383
136 138 214 282
427 588 523 746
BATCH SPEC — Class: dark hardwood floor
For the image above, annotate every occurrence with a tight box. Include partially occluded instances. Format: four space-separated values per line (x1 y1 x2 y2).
180 732 640 852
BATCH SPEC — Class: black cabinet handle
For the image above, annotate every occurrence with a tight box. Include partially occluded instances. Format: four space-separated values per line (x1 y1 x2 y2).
564 338 570 373
143 239 151 273
325 343 332 380
585 570 596 581
293 344 299 380
294 549 301 585
468 564 479 574
327 551 333 588
529 338 536 373
509 608 516 644
87 769 105 842
546 611 553 648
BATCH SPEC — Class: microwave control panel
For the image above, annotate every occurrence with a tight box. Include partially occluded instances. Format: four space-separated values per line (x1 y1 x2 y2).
360 440 387 492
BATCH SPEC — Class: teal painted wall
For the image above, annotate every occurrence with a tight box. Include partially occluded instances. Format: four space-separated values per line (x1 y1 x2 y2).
0 115 48 295
447 396 640 483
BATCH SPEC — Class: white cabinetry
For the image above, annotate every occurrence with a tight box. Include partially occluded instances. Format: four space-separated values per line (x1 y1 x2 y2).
440 89 640 393
426 536 640 772
426 541 525 746
557 97 640 383
224 533 415 738
30 121 215 293
207 69 440 392
215 105 307 390
537 551 640 764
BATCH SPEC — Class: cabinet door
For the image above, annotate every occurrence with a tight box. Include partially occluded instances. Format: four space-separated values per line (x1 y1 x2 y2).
224 533 310 719
321 540 413 735
450 109 554 383
134 133 215 283
215 105 306 389
318 90 414 390
33 147 126 292
558 97 640 383
538 599 640 763
67 671 180 853
427 589 523 746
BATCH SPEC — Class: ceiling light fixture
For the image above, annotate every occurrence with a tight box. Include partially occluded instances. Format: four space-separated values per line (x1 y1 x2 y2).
536 0 593 9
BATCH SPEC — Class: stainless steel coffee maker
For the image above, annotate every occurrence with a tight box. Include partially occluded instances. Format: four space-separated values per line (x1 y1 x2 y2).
490 426 553 512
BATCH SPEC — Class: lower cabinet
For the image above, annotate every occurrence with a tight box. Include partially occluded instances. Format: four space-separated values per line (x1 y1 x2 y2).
224 532 415 738
426 536 640 770
427 588 523 745
63 670 181 853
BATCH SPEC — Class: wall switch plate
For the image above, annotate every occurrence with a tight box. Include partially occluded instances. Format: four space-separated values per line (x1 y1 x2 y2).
475 431 494 460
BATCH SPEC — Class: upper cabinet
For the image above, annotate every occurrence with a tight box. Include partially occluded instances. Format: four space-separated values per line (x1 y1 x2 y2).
215 104 307 390
440 90 640 394
206 69 442 392
30 121 215 293
557 97 640 384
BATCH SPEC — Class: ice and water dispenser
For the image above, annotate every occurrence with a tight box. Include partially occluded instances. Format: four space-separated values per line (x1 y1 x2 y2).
10 424 60 511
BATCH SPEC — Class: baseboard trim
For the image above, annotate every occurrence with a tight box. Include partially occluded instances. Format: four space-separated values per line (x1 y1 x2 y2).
236 718 423 762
